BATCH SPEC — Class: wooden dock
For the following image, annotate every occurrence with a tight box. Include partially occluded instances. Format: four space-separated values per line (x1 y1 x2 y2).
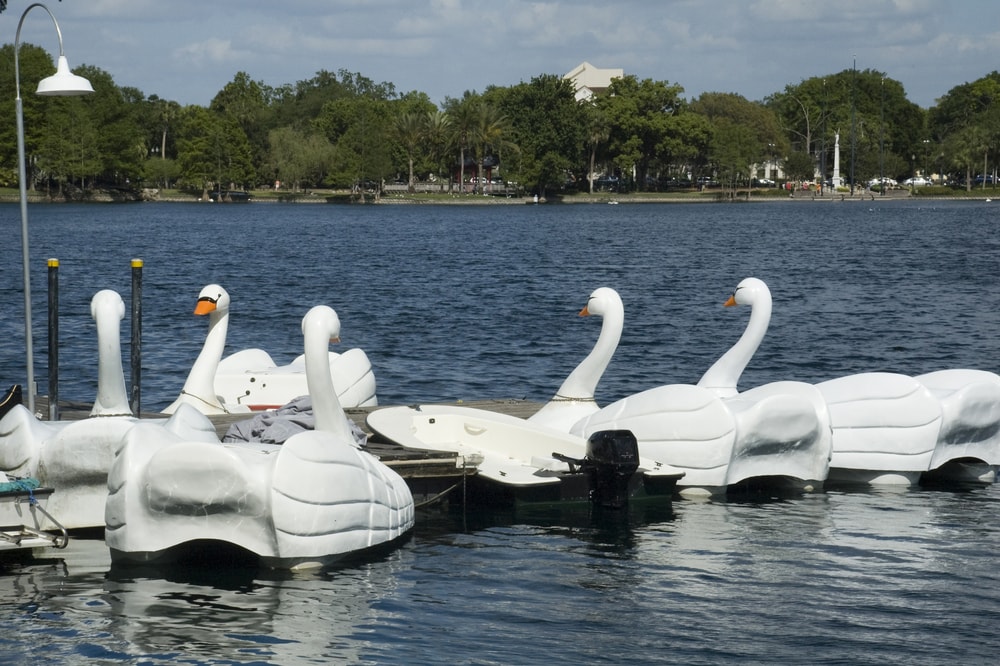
38 397 543 507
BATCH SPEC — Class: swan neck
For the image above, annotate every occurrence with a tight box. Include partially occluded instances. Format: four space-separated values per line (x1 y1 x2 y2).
306 331 352 440
91 306 131 416
181 310 228 406
697 295 771 395
552 305 622 400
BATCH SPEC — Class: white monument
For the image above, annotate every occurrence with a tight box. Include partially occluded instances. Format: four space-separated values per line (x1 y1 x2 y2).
831 131 843 188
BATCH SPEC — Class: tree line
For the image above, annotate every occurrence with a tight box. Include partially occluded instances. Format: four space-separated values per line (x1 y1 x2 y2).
2 41 999 199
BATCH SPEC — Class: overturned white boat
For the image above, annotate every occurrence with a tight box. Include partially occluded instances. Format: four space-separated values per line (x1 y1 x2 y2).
107 305 414 570
367 404 684 506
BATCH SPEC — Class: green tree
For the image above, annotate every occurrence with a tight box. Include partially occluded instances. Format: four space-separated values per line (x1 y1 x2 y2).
583 105 610 193
769 71 924 184
423 110 453 189
393 112 425 192
267 126 334 191
443 92 481 193
176 106 255 198
490 74 579 197
596 75 685 191
691 92 783 187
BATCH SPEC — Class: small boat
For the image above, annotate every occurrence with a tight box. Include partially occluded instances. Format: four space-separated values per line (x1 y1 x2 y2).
0 476 68 556
367 404 684 507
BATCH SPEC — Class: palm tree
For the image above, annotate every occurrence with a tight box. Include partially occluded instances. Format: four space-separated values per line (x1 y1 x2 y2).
424 110 452 191
472 103 511 193
393 112 424 193
445 96 478 194
586 109 610 194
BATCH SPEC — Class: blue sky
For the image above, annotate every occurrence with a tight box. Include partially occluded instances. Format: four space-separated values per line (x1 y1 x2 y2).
9 0 999 108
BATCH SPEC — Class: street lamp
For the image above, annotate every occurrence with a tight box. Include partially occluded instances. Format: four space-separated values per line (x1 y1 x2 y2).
15 2 93 414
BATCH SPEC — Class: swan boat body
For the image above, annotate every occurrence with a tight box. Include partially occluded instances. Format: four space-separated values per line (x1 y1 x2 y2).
526 287 623 433
915 369 1000 483
574 278 832 496
366 404 684 505
0 291 216 531
816 371 942 485
163 285 376 415
107 305 414 570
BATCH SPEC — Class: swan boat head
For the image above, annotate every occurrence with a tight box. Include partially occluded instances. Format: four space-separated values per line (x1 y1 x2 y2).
162 284 247 415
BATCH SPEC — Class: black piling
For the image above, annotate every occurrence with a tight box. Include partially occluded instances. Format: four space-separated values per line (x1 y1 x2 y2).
47 258 59 421
130 258 142 415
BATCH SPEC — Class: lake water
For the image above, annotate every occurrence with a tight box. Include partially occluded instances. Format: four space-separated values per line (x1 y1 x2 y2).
0 199 999 664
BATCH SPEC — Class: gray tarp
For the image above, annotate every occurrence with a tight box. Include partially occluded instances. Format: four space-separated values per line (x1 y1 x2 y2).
223 395 367 447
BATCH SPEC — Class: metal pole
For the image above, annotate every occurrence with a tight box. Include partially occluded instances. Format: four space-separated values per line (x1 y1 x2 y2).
130 258 143 415
15 93 34 414
850 56 857 197
47 258 59 420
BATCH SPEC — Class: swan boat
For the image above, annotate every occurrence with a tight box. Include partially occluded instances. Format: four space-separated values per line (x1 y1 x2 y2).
106 305 414 570
163 285 377 415
367 404 684 506
526 287 623 433
915 368 1000 483
573 278 832 496
0 291 215 531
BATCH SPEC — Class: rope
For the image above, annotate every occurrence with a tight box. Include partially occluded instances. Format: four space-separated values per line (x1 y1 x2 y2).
179 389 234 414
413 478 465 509
547 395 598 404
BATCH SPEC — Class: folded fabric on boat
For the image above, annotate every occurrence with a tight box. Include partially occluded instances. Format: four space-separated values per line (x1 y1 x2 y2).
223 395 367 447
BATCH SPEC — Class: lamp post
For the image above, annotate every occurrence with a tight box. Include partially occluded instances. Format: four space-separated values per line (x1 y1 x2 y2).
15 2 93 414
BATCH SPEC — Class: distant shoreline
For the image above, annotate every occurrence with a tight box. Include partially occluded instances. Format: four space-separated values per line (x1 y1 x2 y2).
1 190 994 205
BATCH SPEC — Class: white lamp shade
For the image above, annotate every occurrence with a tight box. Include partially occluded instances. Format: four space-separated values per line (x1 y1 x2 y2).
36 55 93 96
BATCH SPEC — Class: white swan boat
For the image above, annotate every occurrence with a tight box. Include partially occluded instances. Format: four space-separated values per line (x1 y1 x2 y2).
107 305 414 570
526 287 623 433
915 368 1000 483
573 278 832 496
0 290 215 531
163 285 377 415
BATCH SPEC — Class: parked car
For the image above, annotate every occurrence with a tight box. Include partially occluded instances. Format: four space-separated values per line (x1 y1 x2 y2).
974 174 996 184
903 176 931 187
752 178 775 187
867 177 897 188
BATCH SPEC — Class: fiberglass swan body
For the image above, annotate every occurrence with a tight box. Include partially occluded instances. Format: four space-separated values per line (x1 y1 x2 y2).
0 290 215 530
573 278 832 495
106 305 414 570
162 284 377 416
527 287 623 432
915 368 1000 482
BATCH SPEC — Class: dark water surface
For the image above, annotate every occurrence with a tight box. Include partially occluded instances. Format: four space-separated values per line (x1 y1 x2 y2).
0 199 998 664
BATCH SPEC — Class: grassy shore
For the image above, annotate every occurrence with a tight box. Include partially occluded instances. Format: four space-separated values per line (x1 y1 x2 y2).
1 185 996 204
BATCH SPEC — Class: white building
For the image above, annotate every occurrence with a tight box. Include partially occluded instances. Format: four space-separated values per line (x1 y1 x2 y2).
563 62 624 102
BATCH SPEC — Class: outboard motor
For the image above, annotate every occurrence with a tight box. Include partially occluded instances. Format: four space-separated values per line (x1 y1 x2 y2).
554 429 641 509
585 430 640 509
